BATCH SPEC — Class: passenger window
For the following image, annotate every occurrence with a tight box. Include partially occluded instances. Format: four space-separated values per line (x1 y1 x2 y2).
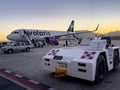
14 43 20 46
21 42 24 46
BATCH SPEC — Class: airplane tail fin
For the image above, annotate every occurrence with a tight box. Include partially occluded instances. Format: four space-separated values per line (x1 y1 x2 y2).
67 20 74 32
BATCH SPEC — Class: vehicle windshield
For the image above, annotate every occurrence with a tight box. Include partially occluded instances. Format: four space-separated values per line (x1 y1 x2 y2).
78 38 92 46
7 42 15 46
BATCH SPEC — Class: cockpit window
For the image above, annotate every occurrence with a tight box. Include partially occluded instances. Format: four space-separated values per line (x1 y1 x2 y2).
11 31 19 34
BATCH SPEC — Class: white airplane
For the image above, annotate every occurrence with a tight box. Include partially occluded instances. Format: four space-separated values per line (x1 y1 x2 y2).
7 20 99 45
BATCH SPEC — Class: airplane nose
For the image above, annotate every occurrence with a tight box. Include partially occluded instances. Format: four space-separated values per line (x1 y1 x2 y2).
7 34 21 41
7 34 13 40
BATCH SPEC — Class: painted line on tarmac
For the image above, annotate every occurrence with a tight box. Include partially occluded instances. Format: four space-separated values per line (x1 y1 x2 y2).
0 68 56 90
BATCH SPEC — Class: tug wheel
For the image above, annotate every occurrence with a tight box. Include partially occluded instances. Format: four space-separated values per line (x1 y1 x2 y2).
113 51 119 71
95 55 107 83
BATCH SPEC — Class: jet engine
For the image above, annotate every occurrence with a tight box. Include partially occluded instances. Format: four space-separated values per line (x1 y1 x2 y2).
45 37 59 45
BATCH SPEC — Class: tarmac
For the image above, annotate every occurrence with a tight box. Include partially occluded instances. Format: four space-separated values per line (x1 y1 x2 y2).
0 40 120 90
0 75 27 90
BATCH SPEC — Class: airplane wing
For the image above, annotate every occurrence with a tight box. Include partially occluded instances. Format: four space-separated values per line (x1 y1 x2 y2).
75 24 99 34
53 24 99 38
69 24 99 35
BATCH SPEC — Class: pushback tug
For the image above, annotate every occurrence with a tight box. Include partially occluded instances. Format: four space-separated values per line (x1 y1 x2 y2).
42 36 120 82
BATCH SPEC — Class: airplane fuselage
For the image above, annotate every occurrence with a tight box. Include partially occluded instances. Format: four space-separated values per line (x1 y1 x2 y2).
6 21 98 43
7 20 75 42
7 29 69 41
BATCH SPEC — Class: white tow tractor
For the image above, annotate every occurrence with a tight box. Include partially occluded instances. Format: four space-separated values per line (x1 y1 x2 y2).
42 36 120 82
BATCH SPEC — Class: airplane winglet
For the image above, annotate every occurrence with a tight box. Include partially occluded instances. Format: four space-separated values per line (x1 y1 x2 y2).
94 24 99 31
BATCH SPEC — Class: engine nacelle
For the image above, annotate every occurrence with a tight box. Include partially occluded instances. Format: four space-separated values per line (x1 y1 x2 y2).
45 37 59 45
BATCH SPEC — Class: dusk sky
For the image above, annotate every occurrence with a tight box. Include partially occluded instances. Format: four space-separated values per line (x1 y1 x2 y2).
0 0 120 41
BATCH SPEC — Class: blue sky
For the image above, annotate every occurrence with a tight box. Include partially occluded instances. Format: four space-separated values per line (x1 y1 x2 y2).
1 0 120 19
0 0 120 41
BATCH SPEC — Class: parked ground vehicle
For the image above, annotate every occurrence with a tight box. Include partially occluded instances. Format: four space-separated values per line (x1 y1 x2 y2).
42 36 120 83
1 42 34 53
